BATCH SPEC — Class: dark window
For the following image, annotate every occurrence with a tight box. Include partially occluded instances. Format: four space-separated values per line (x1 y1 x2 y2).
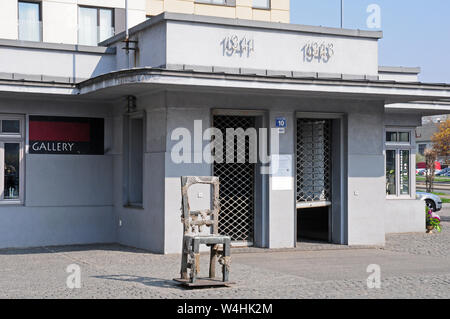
2 120 20 134
386 132 397 142
386 131 410 143
124 115 144 207
386 150 396 195
4 143 20 200
418 144 426 155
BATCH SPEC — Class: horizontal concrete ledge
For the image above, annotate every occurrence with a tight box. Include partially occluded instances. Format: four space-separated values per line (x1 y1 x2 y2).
100 11 383 46
379 66 421 74
0 38 116 55
0 72 85 84
386 103 450 111
79 67 450 90
158 64 380 81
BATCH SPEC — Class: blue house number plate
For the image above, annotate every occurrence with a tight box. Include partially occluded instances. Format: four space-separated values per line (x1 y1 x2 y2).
275 117 287 128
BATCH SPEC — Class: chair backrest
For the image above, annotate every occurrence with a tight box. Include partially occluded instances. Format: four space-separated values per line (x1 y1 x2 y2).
181 176 220 235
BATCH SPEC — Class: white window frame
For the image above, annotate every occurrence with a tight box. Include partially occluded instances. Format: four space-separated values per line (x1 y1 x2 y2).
385 127 416 200
0 115 25 205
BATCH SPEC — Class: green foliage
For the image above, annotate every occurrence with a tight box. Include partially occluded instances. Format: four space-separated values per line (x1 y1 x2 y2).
416 153 425 163
426 208 442 233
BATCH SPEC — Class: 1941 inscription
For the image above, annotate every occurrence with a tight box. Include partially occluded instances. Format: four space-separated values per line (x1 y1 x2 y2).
221 35 255 58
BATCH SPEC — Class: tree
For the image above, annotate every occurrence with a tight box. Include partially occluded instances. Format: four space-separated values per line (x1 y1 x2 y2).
432 119 450 165
416 152 425 164
424 148 437 193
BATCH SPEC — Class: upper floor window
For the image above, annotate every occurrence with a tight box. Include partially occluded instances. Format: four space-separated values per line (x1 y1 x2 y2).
418 144 426 155
253 0 270 9
195 0 234 5
78 6 114 46
385 129 414 198
18 1 42 42
0 115 24 204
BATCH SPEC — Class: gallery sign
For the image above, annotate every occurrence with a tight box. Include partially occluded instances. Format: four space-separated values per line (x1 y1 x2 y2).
29 116 104 155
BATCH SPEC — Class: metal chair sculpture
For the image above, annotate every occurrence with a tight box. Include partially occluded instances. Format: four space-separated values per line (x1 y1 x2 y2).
174 176 232 287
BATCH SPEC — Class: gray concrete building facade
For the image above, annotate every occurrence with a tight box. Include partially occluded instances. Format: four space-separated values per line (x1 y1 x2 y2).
0 13 449 253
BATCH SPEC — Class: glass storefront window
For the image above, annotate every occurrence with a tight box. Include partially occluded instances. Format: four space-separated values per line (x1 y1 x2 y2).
385 129 413 198
4 143 20 200
386 150 396 195
400 150 410 195
0 116 24 203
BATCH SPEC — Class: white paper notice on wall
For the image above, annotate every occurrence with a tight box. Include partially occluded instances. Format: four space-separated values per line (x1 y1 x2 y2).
271 154 293 191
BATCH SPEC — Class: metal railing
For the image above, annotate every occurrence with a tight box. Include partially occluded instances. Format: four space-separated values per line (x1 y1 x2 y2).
296 119 332 206
213 115 255 243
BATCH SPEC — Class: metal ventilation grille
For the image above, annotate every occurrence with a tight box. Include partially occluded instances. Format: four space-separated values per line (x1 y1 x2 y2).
213 115 255 243
296 119 332 203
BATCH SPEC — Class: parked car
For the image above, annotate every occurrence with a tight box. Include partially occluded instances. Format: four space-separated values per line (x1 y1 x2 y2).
416 168 426 175
417 169 444 176
436 167 450 176
416 192 443 212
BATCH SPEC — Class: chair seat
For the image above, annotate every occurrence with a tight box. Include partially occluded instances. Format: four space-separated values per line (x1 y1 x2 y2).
185 234 230 238
183 234 231 245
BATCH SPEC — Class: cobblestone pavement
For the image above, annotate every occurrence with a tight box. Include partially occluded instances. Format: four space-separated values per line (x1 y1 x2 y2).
0 205 449 299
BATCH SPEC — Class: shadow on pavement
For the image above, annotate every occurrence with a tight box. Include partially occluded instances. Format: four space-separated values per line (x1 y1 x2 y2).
0 243 150 256
92 274 195 291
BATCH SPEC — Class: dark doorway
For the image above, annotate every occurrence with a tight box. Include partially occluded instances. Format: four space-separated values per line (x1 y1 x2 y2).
297 207 330 242
296 118 333 243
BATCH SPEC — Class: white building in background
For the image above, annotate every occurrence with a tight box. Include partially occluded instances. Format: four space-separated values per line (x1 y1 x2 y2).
416 114 449 161
0 1 449 253
0 0 145 45
0 0 289 45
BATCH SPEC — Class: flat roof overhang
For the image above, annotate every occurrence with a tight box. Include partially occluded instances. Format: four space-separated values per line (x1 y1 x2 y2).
1 68 450 111
78 68 450 104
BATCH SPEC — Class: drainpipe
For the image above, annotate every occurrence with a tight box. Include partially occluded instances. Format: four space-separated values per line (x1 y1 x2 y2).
122 0 138 69
125 0 130 69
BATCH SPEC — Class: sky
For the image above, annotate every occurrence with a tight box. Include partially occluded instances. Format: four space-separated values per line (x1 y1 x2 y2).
290 0 450 83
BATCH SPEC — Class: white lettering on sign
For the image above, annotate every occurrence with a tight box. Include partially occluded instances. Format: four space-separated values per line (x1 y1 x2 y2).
301 42 335 63
31 142 75 152
221 35 255 58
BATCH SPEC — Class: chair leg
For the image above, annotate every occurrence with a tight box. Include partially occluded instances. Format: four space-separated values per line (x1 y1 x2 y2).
222 238 231 282
191 238 200 283
209 245 217 279
180 237 189 280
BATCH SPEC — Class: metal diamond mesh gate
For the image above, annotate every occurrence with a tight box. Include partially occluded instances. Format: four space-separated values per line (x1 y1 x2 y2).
296 119 332 204
213 115 255 243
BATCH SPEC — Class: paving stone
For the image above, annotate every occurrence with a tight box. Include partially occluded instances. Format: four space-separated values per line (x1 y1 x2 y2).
0 205 448 299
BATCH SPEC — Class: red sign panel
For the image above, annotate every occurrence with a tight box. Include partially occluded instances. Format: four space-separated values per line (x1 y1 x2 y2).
29 116 104 155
